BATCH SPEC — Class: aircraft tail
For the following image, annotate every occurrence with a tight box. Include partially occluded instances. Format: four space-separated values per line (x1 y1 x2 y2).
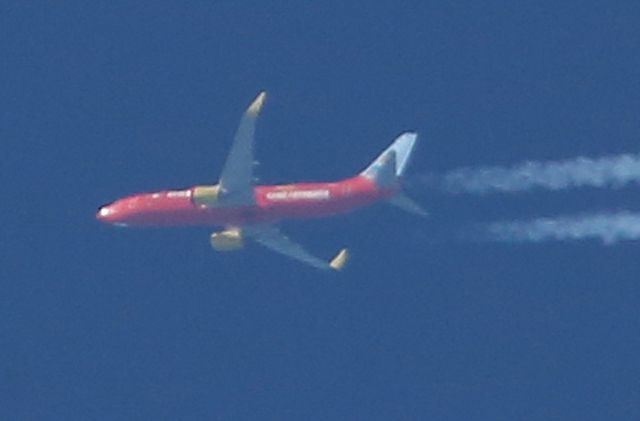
361 132 418 182
360 132 426 216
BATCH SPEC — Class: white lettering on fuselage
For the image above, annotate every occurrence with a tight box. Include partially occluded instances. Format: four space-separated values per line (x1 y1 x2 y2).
266 189 330 201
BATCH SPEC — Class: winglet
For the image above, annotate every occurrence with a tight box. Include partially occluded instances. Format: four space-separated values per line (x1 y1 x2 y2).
329 248 350 271
248 91 267 116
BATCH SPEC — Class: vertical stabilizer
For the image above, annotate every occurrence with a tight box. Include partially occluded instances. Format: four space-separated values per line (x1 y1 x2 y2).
361 132 418 181
362 149 397 187
361 132 426 216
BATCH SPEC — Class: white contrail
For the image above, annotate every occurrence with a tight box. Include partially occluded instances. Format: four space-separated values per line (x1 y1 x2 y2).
442 153 640 194
482 211 640 245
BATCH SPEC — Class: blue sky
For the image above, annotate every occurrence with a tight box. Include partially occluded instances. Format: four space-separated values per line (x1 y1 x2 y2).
2 1 640 419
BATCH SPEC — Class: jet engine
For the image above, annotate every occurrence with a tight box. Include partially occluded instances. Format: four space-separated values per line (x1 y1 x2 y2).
210 228 244 251
193 185 222 207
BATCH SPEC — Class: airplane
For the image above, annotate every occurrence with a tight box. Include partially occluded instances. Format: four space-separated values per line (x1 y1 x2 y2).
97 92 425 271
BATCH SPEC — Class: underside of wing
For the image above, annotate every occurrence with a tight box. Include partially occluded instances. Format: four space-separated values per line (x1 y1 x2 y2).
217 92 267 206
246 225 349 271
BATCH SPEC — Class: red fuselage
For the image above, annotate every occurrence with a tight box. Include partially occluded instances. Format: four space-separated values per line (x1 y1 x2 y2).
97 175 396 227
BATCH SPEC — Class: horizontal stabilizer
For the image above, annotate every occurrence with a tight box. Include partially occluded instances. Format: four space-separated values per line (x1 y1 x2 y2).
387 194 428 217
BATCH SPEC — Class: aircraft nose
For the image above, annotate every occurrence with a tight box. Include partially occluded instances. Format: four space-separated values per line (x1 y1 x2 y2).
97 202 131 226
97 205 115 222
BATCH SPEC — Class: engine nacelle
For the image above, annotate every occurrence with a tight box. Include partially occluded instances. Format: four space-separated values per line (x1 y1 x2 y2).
210 228 244 251
192 185 222 207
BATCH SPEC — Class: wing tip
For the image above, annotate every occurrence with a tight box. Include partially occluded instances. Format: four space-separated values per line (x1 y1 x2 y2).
329 248 350 271
248 91 267 115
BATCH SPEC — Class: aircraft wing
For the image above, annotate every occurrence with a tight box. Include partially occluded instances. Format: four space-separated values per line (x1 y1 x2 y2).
245 225 349 271
218 92 267 206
